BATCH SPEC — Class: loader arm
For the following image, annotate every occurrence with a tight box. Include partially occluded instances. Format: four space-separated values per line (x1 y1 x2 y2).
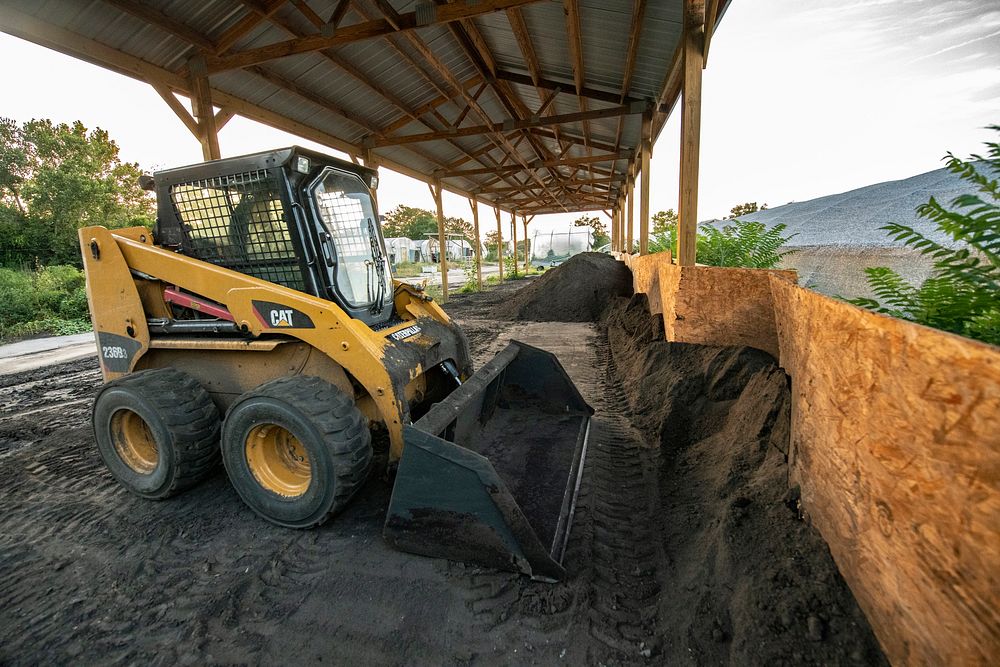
80 225 466 460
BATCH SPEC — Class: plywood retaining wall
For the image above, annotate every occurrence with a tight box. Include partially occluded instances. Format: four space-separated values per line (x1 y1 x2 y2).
623 253 1000 665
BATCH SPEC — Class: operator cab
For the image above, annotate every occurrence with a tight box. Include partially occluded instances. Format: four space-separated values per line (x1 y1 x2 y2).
151 147 393 327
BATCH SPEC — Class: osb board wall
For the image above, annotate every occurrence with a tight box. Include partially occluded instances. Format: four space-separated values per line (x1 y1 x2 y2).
623 252 671 315
657 264 796 359
769 276 1000 665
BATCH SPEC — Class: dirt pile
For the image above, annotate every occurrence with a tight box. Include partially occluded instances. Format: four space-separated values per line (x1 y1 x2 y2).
490 252 632 322
605 294 885 664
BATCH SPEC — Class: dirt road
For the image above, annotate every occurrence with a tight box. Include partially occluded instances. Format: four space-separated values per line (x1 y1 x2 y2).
0 280 884 665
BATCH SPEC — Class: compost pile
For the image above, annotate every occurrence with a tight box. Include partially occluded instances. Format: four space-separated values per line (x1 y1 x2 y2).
490 252 632 322
604 293 885 664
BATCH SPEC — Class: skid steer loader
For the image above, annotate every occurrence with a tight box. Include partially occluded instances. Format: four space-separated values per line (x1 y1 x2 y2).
79 147 591 581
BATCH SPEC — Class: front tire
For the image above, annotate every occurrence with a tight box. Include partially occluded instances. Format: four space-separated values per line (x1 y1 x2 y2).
93 368 221 499
221 376 372 528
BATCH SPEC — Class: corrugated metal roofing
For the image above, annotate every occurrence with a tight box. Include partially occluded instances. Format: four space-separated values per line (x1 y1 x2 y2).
0 0 729 214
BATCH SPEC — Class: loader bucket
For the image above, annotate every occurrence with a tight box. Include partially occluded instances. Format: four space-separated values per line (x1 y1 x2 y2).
384 341 593 581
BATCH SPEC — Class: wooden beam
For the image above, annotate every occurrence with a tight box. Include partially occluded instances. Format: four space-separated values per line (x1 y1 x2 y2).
213 0 285 55
150 81 199 137
678 1 704 266
214 107 236 131
494 206 504 281
563 0 585 96
100 0 215 51
511 210 518 276
492 69 645 108
372 104 639 147
639 113 651 255
188 57 220 160
444 151 630 178
431 180 448 301
469 198 483 289
325 0 352 33
205 0 546 73
476 176 618 195
704 0 721 65
626 172 635 253
522 214 530 273
506 8 541 87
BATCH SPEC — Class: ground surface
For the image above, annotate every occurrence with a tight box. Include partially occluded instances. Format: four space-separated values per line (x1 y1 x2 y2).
0 278 884 665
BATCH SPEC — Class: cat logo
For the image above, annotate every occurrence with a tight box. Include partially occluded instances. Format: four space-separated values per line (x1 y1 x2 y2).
270 309 294 327
251 300 315 329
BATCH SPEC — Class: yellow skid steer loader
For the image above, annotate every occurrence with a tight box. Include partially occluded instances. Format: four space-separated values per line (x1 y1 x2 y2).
80 147 591 580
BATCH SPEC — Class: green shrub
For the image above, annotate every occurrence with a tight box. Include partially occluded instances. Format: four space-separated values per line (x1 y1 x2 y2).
0 264 92 340
648 219 795 269
847 127 1000 346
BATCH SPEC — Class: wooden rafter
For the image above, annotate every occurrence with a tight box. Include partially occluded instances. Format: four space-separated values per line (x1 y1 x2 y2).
445 151 630 178
369 104 639 148
213 0 286 55
203 0 546 74
100 0 214 51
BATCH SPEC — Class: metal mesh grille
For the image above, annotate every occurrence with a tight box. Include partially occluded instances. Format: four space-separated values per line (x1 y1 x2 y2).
169 170 305 290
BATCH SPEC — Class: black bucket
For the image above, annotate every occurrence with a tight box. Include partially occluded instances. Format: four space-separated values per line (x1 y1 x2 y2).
383 341 593 581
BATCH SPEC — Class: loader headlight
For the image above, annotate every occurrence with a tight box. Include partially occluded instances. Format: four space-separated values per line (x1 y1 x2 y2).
369 174 379 190
295 156 311 174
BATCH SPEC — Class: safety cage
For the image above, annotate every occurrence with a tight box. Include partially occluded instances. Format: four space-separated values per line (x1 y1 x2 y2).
151 147 392 327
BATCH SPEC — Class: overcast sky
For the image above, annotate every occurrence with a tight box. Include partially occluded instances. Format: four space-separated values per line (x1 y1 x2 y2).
1 0 997 238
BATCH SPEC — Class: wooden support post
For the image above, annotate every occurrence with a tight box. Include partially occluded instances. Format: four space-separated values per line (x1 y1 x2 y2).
511 210 518 276
188 57 220 161
494 206 504 282
678 2 705 266
626 173 635 254
522 214 529 273
639 111 652 255
431 180 448 301
364 148 381 209
469 198 483 290
611 205 618 251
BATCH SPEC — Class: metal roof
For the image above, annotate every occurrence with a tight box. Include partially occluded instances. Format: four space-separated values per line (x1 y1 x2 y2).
0 0 729 215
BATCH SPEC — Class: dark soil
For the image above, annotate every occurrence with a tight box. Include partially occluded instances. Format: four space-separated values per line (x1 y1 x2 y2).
605 293 886 664
0 275 885 665
489 253 633 322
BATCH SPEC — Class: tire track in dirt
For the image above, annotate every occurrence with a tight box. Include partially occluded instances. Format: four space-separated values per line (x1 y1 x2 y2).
446 330 670 665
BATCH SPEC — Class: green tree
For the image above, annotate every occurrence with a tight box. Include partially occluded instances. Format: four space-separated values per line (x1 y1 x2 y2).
573 214 609 247
484 230 501 261
381 205 474 242
0 118 154 266
727 201 767 219
651 209 677 234
847 128 1000 345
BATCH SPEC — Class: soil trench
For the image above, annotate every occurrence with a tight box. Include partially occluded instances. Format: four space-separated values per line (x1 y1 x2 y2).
0 274 885 665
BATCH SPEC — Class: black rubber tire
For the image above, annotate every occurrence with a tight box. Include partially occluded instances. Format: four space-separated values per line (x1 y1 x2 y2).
93 368 221 499
221 376 372 528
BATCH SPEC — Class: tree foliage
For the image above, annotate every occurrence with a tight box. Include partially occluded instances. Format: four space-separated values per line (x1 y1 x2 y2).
847 127 1000 345
381 204 474 242
647 213 795 269
573 214 609 247
651 209 677 234
727 201 767 219
0 118 154 266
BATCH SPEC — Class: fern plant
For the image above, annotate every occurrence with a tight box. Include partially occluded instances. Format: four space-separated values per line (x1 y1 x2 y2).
647 218 796 269
848 126 1000 345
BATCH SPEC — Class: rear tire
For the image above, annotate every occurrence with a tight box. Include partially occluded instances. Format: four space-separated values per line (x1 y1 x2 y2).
93 368 221 499
221 376 372 528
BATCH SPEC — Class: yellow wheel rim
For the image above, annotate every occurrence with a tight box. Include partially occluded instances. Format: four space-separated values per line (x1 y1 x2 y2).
244 424 311 497
111 409 159 474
